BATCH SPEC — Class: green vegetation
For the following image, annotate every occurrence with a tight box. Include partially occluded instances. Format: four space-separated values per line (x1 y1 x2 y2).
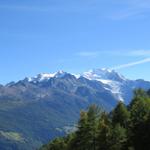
0 95 86 150
40 89 150 150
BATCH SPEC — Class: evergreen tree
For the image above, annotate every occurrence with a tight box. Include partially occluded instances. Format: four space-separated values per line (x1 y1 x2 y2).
129 89 150 150
40 89 150 150
40 137 67 150
71 111 88 150
129 88 148 108
111 102 130 128
70 105 100 150
96 112 111 150
109 124 127 150
84 105 100 150
147 89 150 96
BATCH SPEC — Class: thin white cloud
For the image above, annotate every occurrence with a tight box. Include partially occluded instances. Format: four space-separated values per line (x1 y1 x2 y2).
118 50 150 57
129 50 150 56
106 50 150 56
112 58 150 70
99 50 150 57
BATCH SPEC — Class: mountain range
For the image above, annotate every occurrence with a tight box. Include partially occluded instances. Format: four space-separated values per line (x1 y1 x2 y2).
0 68 150 150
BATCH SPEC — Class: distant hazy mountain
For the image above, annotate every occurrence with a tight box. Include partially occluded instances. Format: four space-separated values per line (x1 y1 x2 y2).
0 69 150 150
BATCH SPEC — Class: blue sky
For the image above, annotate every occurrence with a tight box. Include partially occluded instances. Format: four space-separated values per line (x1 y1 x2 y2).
0 0 150 84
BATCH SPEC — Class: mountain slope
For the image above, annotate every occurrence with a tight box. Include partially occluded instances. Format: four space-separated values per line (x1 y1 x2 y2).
83 68 150 103
0 69 150 150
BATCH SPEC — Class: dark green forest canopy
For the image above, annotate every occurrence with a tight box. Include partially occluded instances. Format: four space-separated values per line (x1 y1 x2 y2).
40 89 150 150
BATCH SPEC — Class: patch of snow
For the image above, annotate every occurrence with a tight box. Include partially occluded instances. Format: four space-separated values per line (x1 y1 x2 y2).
54 70 67 78
82 68 126 101
28 73 55 82
27 70 70 82
102 80 124 101
83 68 127 82
96 79 112 84
27 77 33 82
73 74 81 79
25 68 125 101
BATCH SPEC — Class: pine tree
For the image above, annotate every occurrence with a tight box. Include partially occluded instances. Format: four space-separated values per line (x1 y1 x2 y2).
71 111 88 150
109 124 127 150
129 89 150 150
70 105 100 150
147 89 150 96
96 112 111 150
111 102 130 128
86 105 100 150
41 137 67 150
40 89 150 150
129 89 148 108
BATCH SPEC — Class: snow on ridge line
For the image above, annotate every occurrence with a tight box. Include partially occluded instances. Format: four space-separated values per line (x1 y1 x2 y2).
26 70 84 83
26 68 126 83
27 70 68 82
82 68 127 82
27 73 55 82
24 69 125 101
80 68 125 102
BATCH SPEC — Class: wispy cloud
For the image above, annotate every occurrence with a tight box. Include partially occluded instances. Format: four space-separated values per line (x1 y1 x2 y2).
128 50 150 56
112 58 150 70
100 50 150 57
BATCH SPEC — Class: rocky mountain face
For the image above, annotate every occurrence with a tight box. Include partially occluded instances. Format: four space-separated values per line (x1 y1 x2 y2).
83 68 150 103
0 69 150 150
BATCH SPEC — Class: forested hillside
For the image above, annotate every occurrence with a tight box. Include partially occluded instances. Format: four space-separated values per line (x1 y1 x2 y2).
40 89 150 150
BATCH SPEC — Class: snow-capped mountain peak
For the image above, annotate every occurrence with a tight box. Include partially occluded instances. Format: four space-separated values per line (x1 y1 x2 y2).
27 70 68 82
82 68 127 102
27 73 55 82
5 68 150 103
83 68 126 82
54 70 67 78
